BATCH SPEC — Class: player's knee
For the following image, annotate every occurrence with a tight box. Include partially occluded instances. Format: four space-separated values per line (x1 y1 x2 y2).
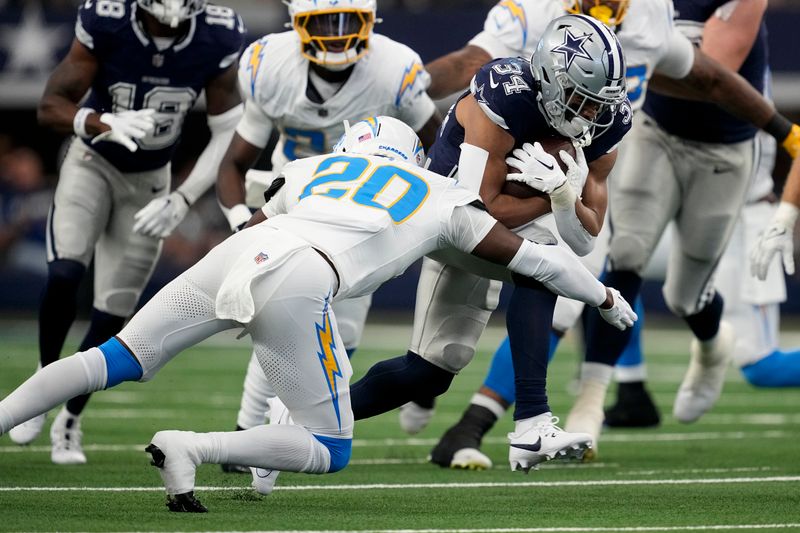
662 289 700 318
96 289 140 318
98 337 143 387
411 351 457 396
47 259 85 286
608 235 648 273
336 319 361 352
314 435 352 473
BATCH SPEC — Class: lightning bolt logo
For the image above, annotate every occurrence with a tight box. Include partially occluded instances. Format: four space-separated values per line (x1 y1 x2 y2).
247 39 267 97
498 0 528 47
316 305 343 430
395 62 424 107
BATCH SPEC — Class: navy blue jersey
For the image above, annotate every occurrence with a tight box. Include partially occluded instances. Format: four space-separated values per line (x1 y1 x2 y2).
428 57 632 178
76 0 245 172
643 0 768 143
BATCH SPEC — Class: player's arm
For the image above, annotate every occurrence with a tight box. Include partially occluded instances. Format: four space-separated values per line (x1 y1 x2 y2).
457 94 551 228
133 65 244 238
702 0 767 71
649 33 799 158
216 100 274 232
415 111 443 150
751 155 800 280
426 45 492 100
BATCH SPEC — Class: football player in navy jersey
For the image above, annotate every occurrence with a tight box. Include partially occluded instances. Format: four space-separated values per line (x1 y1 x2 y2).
348 15 633 471
7 0 245 464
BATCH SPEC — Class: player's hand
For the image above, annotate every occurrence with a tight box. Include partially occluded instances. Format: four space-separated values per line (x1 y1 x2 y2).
750 221 795 281
598 287 637 331
133 191 190 238
782 124 800 159
506 142 567 194
92 109 156 152
560 145 588 194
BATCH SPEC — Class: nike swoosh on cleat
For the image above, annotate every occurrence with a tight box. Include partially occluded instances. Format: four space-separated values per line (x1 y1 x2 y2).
255 468 274 478
511 438 542 452
534 158 554 171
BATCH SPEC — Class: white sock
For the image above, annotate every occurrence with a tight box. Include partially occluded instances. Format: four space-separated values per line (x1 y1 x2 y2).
0 348 106 434
470 393 506 419
614 363 647 383
514 411 553 434
194 425 331 474
236 352 274 429
581 362 614 385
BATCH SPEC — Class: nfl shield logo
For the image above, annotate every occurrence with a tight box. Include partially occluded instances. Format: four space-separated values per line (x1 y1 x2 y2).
152 54 164 68
254 252 269 264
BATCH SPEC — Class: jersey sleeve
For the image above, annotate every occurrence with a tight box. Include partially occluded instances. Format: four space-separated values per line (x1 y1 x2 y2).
441 201 497 254
470 58 535 133
583 98 634 162
655 30 696 80
238 37 270 102
468 0 530 59
392 53 437 132
74 0 121 54
209 8 246 74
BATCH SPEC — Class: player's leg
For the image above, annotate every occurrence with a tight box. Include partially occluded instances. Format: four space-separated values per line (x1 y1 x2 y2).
48 163 169 464
146 249 351 512
350 257 499 424
572 116 680 451
667 138 753 423
8 140 109 446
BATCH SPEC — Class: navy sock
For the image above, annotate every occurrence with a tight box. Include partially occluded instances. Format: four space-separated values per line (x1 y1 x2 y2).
38 260 86 368
585 270 642 366
683 292 723 341
350 351 453 420
506 281 556 420
65 309 126 416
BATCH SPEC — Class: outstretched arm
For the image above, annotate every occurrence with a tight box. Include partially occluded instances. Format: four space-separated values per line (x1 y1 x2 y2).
425 45 492 100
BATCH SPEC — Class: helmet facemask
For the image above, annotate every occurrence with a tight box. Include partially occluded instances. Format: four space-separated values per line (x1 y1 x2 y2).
138 0 206 28
563 0 630 28
292 8 375 69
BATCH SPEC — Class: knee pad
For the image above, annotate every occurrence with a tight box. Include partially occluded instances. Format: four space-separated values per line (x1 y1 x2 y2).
313 434 352 473
608 234 648 273
98 337 143 387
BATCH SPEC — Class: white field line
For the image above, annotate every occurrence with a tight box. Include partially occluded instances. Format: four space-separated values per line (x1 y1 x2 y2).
0 430 792 455
93 525 800 533
1 476 799 492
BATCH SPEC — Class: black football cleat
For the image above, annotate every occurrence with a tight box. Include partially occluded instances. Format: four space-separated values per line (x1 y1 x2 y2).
604 381 661 428
166 492 208 513
429 404 497 470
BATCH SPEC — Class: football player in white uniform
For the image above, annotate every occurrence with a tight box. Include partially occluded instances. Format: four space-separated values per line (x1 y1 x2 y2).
418 0 800 468
7 0 245 464
0 116 636 512
215 0 440 456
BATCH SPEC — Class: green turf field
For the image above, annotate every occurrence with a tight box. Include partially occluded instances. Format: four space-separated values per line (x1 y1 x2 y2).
1 321 799 532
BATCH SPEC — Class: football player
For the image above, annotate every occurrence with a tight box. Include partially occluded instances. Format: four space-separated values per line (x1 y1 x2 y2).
215 0 440 449
422 0 800 468
0 116 636 512
7 0 245 464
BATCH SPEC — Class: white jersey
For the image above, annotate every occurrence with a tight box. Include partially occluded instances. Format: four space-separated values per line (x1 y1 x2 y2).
469 0 693 110
261 154 493 300
238 32 436 174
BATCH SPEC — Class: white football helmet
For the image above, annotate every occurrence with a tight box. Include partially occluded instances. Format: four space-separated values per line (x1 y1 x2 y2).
531 14 627 146
334 116 425 167
563 0 630 28
138 0 206 28
285 0 377 69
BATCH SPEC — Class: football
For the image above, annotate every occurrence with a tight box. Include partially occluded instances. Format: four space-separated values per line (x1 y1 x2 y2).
502 136 576 199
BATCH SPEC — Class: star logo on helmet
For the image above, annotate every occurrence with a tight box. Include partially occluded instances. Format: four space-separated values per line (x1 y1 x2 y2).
551 29 593 70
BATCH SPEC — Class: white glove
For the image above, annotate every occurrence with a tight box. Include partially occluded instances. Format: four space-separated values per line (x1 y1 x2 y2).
561 145 588 194
505 142 567 194
133 191 190 238
92 109 156 152
598 287 637 331
750 202 798 280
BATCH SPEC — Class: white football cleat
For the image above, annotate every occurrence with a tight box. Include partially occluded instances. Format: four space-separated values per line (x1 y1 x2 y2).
251 467 280 495
450 448 493 470
564 378 608 461
508 415 592 473
50 407 86 465
9 412 47 445
399 401 434 435
673 321 734 424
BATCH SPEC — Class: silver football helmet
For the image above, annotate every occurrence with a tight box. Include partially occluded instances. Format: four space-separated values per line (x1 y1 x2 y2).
138 0 206 28
531 14 627 146
334 116 425 167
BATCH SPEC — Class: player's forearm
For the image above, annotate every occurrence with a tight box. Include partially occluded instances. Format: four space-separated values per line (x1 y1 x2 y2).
781 157 800 209
425 46 491 100
485 194 552 228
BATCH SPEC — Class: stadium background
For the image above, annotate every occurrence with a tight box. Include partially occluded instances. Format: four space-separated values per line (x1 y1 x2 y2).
1 0 799 318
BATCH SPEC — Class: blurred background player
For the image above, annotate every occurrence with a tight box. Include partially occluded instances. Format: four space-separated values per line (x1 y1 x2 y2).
421 0 800 469
0 116 635 512
7 0 245 464
215 0 441 471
